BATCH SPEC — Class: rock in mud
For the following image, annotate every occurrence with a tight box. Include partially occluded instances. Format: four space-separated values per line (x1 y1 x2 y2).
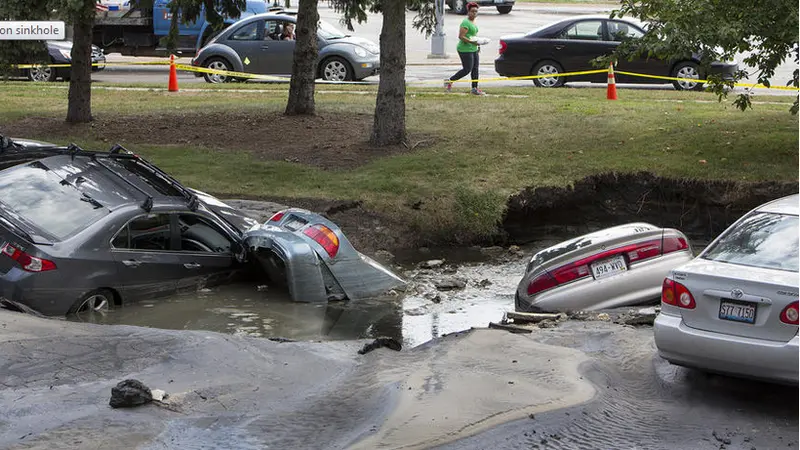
358 337 402 355
476 279 492 288
109 379 153 408
420 259 445 269
434 277 467 291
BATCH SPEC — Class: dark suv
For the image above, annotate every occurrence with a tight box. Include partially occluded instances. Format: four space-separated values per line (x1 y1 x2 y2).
0 137 405 316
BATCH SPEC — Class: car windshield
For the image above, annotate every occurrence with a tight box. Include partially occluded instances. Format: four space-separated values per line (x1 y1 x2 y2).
0 161 108 241
318 19 348 39
701 212 799 272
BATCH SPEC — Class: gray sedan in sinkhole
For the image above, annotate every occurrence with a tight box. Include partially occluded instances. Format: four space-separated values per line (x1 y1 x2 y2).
0 135 405 317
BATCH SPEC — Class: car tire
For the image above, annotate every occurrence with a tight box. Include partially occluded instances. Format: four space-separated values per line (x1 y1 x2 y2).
532 60 565 88
319 56 354 82
69 288 115 316
671 61 704 91
203 57 233 84
496 5 512 14
27 65 57 82
452 0 467 14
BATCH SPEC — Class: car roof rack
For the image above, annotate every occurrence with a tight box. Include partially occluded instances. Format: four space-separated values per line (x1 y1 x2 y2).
4 137 199 212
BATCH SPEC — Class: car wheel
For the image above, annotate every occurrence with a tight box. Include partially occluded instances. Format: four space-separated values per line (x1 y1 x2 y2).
27 65 57 82
532 60 565 88
320 56 353 82
496 5 512 14
671 61 704 91
203 57 233 83
69 288 115 317
453 0 467 14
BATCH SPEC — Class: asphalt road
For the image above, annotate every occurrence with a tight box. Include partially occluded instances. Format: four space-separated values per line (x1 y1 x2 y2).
85 3 796 94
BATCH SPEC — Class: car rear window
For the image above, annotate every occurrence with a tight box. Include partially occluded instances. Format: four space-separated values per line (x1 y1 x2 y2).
0 161 108 241
702 212 799 272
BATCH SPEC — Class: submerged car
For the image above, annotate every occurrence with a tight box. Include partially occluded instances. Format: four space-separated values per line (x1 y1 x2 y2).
0 137 405 317
654 194 799 385
494 16 738 91
191 12 380 83
515 223 694 312
18 40 106 82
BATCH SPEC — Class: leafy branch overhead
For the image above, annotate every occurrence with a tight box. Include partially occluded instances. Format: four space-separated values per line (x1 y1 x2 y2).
607 0 798 114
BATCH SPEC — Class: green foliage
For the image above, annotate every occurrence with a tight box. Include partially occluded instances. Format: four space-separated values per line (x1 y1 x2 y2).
0 0 52 76
610 0 799 113
329 0 435 36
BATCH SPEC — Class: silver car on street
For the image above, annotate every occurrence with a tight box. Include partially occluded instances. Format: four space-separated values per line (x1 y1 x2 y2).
516 223 694 312
191 12 380 83
654 194 799 385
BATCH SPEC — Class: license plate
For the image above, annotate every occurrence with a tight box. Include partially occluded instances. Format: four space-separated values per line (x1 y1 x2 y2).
590 255 627 280
719 299 757 324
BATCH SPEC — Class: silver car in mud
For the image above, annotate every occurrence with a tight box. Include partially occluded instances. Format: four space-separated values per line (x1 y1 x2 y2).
515 223 694 312
654 194 799 384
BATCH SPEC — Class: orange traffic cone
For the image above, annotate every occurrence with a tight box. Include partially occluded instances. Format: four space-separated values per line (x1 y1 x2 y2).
606 62 617 100
168 54 179 92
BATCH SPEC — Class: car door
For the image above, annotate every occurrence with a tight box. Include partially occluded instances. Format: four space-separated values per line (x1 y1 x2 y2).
110 213 183 302
605 20 668 83
224 19 264 75
174 213 239 292
553 19 610 83
257 19 296 75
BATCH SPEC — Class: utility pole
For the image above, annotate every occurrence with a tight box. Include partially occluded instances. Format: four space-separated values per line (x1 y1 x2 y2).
428 0 447 59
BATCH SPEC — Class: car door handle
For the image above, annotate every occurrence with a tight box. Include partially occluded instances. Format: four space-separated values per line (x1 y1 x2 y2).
184 263 202 269
554 45 564 50
122 259 141 268
261 45 269 49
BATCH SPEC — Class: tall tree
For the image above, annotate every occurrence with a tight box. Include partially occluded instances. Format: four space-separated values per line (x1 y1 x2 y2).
331 0 434 146
285 0 320 115
62 0 97 123
611 0 799 113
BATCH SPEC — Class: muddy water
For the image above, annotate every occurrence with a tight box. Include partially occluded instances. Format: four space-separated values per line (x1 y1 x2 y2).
65 248 531 348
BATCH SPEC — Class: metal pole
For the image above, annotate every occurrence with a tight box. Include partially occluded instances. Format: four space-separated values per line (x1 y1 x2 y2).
428 0 447 59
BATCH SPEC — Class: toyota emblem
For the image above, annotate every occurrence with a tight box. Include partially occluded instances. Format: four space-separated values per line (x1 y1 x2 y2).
731 288 744 299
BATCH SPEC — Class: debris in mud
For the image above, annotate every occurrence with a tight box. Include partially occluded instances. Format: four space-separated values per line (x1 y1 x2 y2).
434 277 467 291
479 246 506 258
420 259 445 269
358 337 402 355
109 379 153 408
0 298 46 317
268 337 295 343
488 322 533 334
373 250 396 265
505 311 562 324
427 293 443 304
476 278 493 288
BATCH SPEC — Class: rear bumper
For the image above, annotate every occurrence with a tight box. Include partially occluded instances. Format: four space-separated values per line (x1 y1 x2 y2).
494 56 530 78
709 61 738 80
654 312 799 385
0 267 79 316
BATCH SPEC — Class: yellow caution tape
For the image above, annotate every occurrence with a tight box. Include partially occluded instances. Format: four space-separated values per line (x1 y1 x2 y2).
9 59 799 91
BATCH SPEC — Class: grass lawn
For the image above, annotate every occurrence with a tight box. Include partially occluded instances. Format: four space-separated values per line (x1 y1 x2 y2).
0 82 797 243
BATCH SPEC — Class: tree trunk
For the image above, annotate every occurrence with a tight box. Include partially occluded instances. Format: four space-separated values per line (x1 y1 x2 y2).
66 20 93 123
370 0 406 147
285 0 319 115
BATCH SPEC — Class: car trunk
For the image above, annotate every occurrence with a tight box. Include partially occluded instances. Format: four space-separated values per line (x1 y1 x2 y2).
677 260 799 342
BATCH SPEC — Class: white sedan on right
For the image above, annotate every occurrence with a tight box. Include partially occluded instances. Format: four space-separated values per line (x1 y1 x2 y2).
654 194 799 385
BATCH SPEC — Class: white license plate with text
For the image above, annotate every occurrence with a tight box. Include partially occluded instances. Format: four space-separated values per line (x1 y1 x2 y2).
719 299 756 324
590 255 627 280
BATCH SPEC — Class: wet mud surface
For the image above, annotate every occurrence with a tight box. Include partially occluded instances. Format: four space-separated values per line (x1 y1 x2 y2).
437 322 799 450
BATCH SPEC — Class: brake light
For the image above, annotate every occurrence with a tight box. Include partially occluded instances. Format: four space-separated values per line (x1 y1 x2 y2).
661 278 695 309
303 224 340 258
527 272 557 295
268 211 285 222
499 40 507 55
780 301 799 325
1 243 56 272
662 236 688 254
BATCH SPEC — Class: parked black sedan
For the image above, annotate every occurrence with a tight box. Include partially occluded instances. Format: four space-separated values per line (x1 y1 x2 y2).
14 40 106 82
494 16 738 91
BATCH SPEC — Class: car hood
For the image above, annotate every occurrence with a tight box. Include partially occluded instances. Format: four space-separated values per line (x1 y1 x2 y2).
327 36 379 54
46 40 73 50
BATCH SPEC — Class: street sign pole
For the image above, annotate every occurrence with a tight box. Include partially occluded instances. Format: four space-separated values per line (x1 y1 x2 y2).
428 0 447 59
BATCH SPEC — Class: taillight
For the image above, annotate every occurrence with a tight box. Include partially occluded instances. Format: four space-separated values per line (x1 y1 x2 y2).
303 224 340 258
527 272 557 295
1 243 56 272
662 236 688 254
661 277 695 309
268 211 285 222
780 301 799 325
499 40 507 55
